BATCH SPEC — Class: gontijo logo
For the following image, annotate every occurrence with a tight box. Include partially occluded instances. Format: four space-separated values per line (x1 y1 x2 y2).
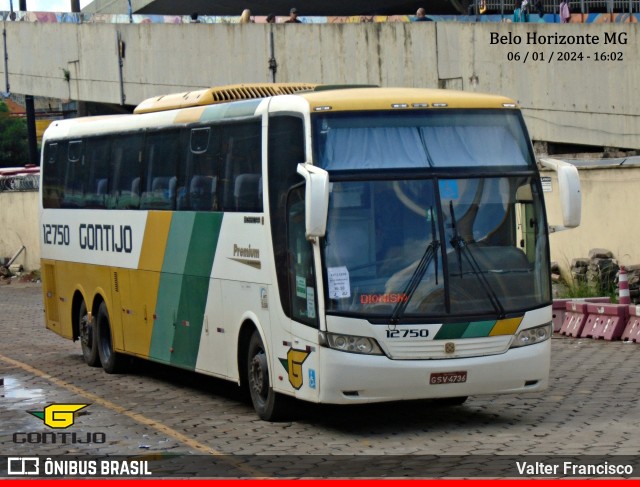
28 403 89 429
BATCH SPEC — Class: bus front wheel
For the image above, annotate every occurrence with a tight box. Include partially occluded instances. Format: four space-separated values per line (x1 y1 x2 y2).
96 301 124 374
79 300 100 367
247 331 292 421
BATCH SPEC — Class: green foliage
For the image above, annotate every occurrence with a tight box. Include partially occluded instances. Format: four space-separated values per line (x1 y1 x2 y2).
0 100 29 167
556 277 618 303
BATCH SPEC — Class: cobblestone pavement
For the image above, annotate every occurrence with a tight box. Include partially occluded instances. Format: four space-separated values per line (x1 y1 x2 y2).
1 283 639 477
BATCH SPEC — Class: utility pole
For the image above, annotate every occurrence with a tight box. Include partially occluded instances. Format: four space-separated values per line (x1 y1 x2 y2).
25 96 37 165
117 32 126 105
268 24 277 83
16 0 37 165
2 21 9 96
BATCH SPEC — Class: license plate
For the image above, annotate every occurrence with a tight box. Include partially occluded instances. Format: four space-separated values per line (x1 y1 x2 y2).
430 371 467 385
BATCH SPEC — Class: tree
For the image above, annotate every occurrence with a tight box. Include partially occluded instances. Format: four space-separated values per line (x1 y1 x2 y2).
0 100 29 168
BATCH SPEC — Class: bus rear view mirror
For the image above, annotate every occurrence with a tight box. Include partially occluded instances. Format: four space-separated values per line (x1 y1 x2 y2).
297 163 330 240
539 158 581 232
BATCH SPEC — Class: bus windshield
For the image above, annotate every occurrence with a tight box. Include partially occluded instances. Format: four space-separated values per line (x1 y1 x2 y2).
321 176 549 319
312 109 533 170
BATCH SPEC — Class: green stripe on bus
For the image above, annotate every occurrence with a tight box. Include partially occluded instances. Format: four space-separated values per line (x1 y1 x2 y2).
170 212 223 368
461 320 496 338
149 212 223 367
183 212 223 278
162 213 197 275
149 213 196 363
434 322 469 340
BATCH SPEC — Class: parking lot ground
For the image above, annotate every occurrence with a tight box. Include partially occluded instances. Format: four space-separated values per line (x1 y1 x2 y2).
1 283 639 478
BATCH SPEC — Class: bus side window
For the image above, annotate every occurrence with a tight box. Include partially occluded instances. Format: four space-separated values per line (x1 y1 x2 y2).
43 141 66 208
110 134 144 210
183 126 219 211
287 187 318 327
234 173 261 211
219 121 262 212
83 137 111 209
267 115 305 319
141 130 182 211
61 140 85 208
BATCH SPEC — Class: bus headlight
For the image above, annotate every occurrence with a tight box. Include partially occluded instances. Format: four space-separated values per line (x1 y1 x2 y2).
510 323 552 348
319 332 384 355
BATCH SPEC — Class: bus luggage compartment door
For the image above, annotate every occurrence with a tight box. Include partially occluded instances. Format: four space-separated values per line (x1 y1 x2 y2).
43 262 61 333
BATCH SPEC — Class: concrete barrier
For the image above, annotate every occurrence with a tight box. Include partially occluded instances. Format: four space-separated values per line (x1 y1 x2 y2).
560 301 590 338
622 305 640 343
581 303 629 341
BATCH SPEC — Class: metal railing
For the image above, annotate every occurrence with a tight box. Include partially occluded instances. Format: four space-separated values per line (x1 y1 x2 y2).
481 0 639 14
0 174 39 192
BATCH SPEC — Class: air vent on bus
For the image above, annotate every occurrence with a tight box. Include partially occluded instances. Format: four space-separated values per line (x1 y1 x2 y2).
113 271 119 293
134 83 319 114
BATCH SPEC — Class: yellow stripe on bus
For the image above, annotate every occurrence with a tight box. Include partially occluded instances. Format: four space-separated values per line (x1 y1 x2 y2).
489 316 523 336
138 212 173 271
122 211 173 357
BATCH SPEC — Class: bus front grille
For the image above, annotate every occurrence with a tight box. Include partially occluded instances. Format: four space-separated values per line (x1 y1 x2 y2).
384 335 512 360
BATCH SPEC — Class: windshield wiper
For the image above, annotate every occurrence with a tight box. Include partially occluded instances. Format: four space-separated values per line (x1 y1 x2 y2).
390 207 439 325
448 201 505 317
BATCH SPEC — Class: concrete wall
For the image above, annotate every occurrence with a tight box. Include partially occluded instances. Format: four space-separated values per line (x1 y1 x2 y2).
543 165 640 274
1 21 638 148
0 191 39 271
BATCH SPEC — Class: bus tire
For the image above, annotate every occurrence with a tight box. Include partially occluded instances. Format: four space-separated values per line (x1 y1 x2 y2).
79 300 100 367
247 331 292 421
96 301 124 374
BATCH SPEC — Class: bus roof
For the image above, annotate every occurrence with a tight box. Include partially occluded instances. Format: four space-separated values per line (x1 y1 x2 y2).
133 84 518 115
44 85 519 141
298 87 518 111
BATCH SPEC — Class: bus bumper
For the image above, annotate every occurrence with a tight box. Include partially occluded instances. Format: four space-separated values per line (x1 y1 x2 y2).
316 339 550 404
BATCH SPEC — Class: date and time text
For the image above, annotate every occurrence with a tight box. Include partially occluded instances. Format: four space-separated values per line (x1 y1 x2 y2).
490 30 629 63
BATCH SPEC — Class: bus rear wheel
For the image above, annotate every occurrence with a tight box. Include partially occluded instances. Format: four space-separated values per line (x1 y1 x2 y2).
79 300 100 367
247 331 293 421
96 301 124 374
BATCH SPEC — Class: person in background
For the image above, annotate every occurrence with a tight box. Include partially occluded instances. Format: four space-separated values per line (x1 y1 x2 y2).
190 12 200 23
559 0 571 22
414 8 433 21
468 0 487 15
266 13 276 23
534 0 545 16
240 9 253 23
520 0 530 21
513 0 523 21
285 8 302 23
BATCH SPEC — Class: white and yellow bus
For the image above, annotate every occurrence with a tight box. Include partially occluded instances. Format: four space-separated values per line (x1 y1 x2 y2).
40 84 580 420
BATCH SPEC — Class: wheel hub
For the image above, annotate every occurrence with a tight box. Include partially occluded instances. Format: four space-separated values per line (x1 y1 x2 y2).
250 352 268 398
80 316 92 346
